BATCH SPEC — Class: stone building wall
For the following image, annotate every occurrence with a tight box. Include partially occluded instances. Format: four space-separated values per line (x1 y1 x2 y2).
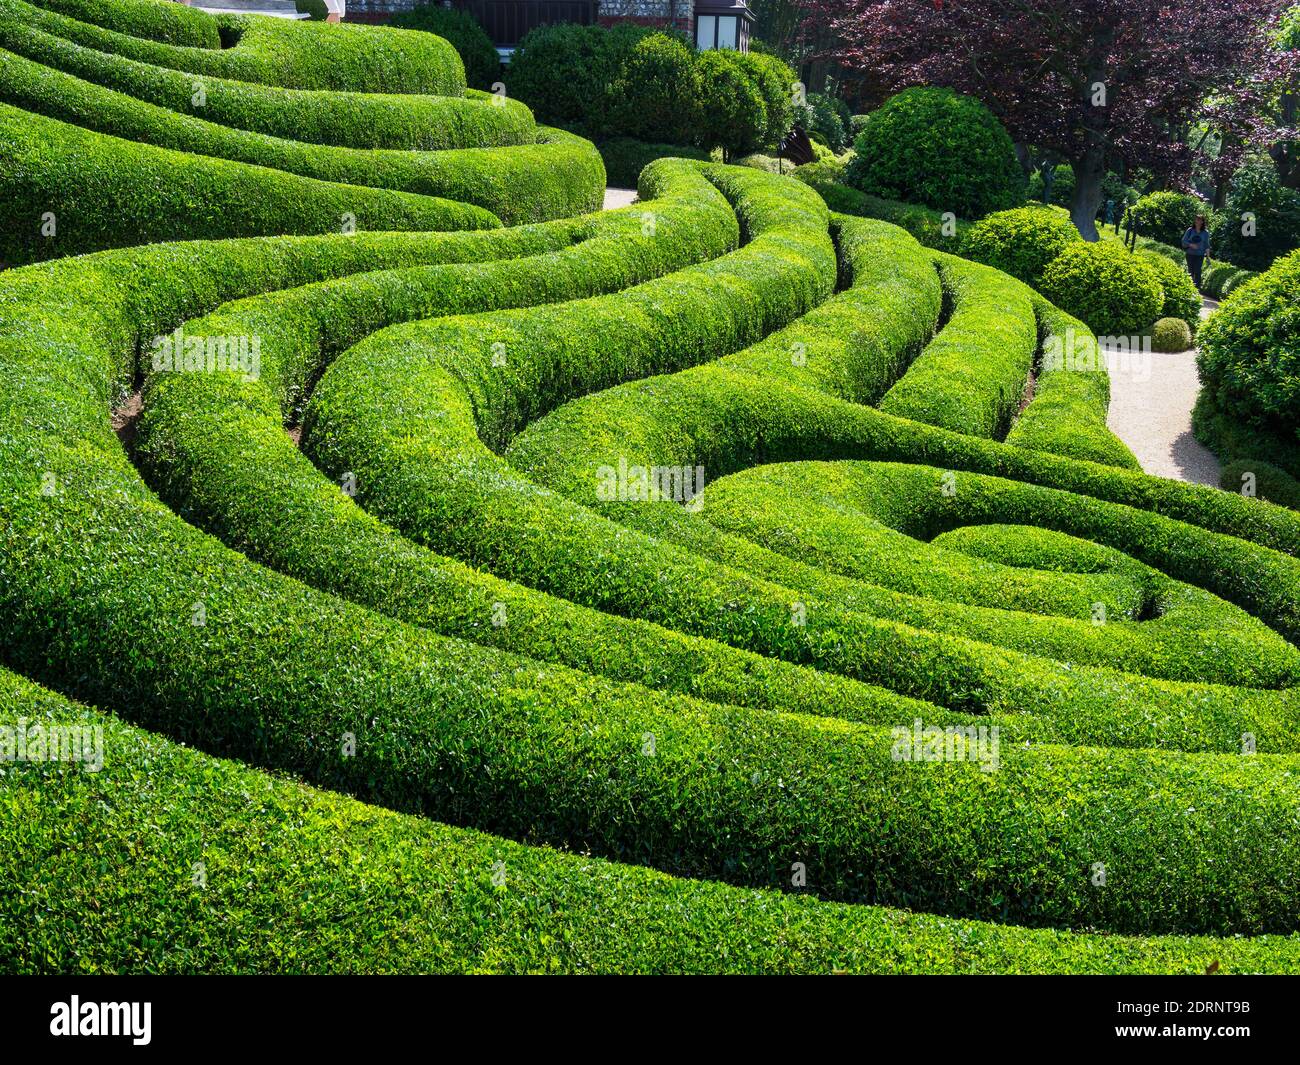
596 0 693 32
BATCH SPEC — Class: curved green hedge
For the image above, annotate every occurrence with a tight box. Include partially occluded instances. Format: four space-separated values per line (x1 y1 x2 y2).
301 201 1300 749
132 164 951 736
1006 296 1141 471
11 203 1300 936
878 251 1038 439
29 0 221 48
0 10 535 149
0 103 500 263
0 52 601 228
5 0 1300 974
16 0 466 93
9 667 1300 974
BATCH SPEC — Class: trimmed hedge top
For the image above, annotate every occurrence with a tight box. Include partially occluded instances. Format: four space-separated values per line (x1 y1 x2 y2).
846 87 1026 219
4 0 1300 976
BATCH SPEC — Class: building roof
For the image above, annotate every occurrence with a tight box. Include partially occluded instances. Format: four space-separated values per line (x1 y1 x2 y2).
694 1 755 18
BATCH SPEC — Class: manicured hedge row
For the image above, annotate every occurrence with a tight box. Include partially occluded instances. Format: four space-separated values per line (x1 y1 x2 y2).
10 0 1300 968
796 170 969 253
302 199 1299 752
1007 295 1142 471
518 354 1292 707
306 163 837 449
13 200 1300 937
499 218 1289 683
802 177 1195 337
29 0 220 48
0 56 604 226
1202 261 1259 298
0 13 536 150
9 669 1300 973
0 104 501 264
134 165 954 735
14 0 466 94
878 251 1038 439
7 146 1300 940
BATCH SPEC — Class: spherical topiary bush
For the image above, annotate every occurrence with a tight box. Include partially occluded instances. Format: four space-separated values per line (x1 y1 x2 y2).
696 50 766 158
1150 317 1194 352
962 206 1079 285
507 23 613 131
1127 190 1211 247
845 87 1025 219
1197 248 1300 436
508 22 652 134
1139 250 1202 328
732 52 796 150
606 34 702 146
391 4 500 90
1039 242 1165 336
1220 458 1300 509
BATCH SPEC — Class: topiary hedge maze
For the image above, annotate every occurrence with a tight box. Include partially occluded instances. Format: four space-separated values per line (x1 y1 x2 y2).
5 0 1300 975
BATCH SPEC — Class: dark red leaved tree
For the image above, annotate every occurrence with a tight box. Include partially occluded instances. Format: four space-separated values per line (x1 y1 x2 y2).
805 0 1295 238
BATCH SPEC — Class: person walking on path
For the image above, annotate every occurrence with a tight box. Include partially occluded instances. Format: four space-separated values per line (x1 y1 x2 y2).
1182 214 1211 290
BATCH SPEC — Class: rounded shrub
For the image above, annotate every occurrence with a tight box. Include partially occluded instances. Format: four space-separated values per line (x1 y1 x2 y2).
846 88 1025 218
1128 190 1211 246
1220 459 1300 510
1039 242 1164 336
695 49 766 158
961 206 1079 285
1197 248 1300 436
507 22 652 134
732 51 796 150
606 34 702 146
1138 249 1202 327
1150 317 1193 352
391 4 500 90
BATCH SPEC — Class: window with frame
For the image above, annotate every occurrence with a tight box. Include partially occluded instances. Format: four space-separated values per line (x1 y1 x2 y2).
696 14 717 50
716 15 738 49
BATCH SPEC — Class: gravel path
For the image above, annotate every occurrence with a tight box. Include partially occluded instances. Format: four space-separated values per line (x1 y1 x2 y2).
1105 299 1222 486
603 187 638 210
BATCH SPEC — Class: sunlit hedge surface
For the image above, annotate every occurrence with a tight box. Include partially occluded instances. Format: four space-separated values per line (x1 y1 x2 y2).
4 0 1300 975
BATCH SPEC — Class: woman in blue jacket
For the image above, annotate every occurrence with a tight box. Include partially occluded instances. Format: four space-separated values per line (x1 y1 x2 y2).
1181 214 1211 290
